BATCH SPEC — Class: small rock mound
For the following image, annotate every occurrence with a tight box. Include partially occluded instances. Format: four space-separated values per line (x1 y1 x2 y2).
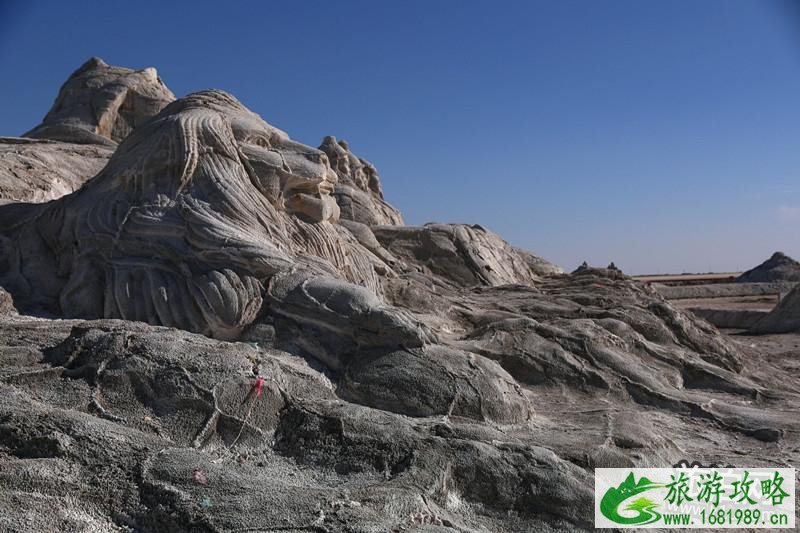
571 261 625 279
737 251 800 283
750 284 800 333
24 57 175 146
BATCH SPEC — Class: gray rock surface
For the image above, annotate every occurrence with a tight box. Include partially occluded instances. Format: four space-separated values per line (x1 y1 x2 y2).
0 286 15 316
0 59 798 532
24 57 175 146
738 251 800 283
749 284 800 333
654 281 796 300
0 137 112 204
320 136 404 226
1 57 173 205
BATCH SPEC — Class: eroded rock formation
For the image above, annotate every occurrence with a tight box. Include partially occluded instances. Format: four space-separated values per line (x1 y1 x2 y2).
0 137 112 204
0 91 385 340
738 251 800 283
1 59 797 532
374 222 563 288
1 57 174 204
319 135 403 226
749 284 800 333
24 57 175 146
0 286 15 316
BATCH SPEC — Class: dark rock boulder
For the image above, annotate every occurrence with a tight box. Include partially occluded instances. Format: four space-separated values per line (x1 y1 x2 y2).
340 345 531 422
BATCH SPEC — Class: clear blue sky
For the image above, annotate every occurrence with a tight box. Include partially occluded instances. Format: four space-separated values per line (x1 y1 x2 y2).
2 1 799 274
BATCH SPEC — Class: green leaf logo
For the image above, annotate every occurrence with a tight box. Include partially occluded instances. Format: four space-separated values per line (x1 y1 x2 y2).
600 472 665 525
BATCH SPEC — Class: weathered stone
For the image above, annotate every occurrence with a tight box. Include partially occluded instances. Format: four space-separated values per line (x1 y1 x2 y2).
1 58 797 533
738 251 800 283
0 91 383 339
24 57 175 146
0 137 113 204
749 284 800 333
1 57 174 205
340 344 531 422
320 135 404 226
0 286 15 316
373 222 562 288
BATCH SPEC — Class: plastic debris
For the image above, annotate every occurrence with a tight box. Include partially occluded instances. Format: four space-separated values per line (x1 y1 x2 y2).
193 469 209 485
253 376 266 397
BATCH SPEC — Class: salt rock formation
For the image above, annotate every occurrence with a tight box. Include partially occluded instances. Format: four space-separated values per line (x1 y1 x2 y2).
0 286 14 316
1 57 174 204
374 222 563 287
0 319 591 531
319 136 404 225
749 284 800 333
0 137 112 204
2 59 798 532
2 273 796 531
737 251 800 283
24 57 175 146
0 90 400 341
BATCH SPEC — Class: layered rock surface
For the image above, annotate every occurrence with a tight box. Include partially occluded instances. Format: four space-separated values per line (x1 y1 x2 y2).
319 136 403 226
0 58 174 204
0 137 112 204
24 57 175 146
0 59 798 532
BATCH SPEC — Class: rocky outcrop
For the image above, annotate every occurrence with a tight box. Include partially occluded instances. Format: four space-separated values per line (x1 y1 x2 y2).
2 272 796 531
0 91 385 340
1 57 174 204
1 58 797 532
749 284 800 333
0 318 596 532
738 251 800 283
373 223 562 288
0 137 112 204
0 286 15 316
24 57 175 146
319 136 404 225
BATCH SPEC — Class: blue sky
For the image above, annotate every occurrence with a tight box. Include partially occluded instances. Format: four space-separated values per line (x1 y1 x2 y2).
1 0 799 274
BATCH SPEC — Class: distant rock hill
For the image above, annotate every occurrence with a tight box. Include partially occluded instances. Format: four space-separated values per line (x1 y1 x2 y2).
737 251 800 283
